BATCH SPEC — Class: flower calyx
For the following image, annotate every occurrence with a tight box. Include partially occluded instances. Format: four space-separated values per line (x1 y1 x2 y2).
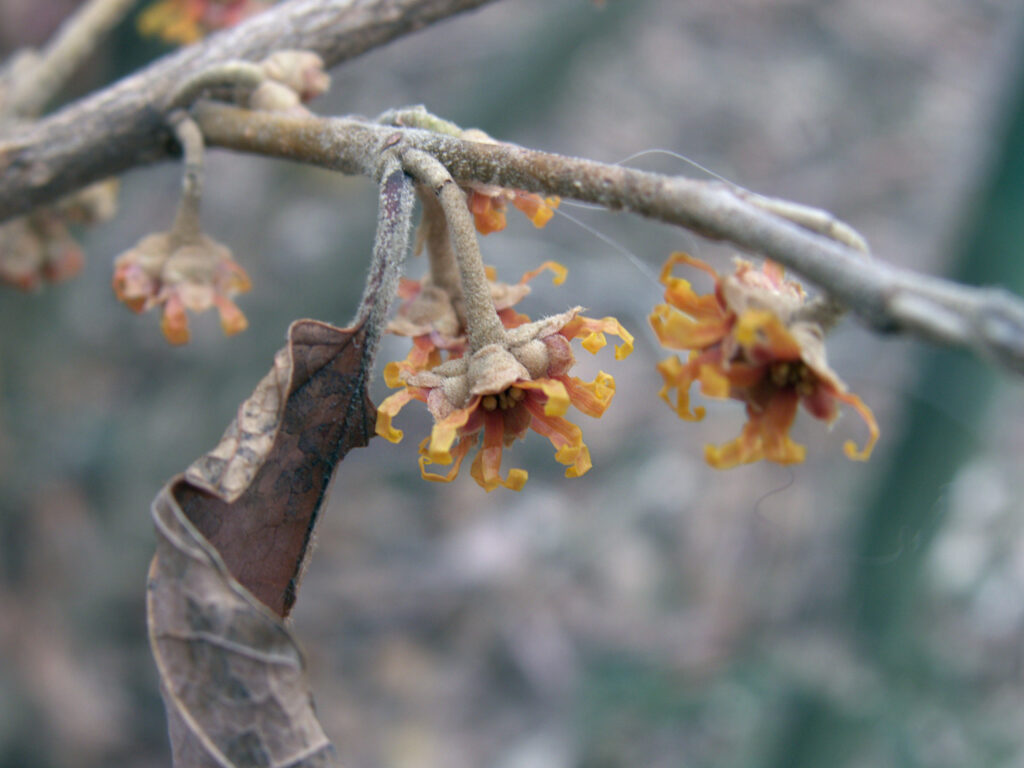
383 261 569 386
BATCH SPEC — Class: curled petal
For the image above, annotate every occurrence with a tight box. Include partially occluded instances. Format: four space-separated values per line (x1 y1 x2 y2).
511 193 560 228
375 388 423 443
498 307 531 329
518 378 570 417
518 260 568 286
138 0 202 44
696 363 731 399
470 412 528 491
468 191 507 235
561 314 634 360
419 435 476 483
384 336 443 387
656 355 705 421
524 399 592 478
215 259 252 295
650 302 732 350
833 390 880 461
559 372 615 418
704 390 805 469
659 252 724 319
426 398 480 464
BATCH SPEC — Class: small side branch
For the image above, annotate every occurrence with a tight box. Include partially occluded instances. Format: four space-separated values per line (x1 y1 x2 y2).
187 103 1024 376
0 0 136 118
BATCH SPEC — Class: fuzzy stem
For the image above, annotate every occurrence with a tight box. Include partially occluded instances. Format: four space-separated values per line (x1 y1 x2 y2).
438 179 505 351
378 105 463 136
416 186 464 320
400 148 505 352
169 114 205 243
167 61 267 111
355 154 416 368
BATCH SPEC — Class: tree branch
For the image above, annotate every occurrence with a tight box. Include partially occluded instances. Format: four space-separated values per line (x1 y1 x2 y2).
0 0 501 219
187 102 1024 375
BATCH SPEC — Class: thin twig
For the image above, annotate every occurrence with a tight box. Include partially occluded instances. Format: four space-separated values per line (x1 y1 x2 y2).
186 103 1024 376
0 0 137 118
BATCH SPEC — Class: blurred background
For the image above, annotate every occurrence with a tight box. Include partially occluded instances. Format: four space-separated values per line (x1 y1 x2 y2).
2 0 1024 766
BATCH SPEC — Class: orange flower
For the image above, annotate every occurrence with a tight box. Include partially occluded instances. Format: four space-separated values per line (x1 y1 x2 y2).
458 129 559 235
465 185 561 236
377 308 633 491
383 261 568 386
113 231 251 344
650 252 878 469
0 180 118 292
137 0 269 45
0 215 83 291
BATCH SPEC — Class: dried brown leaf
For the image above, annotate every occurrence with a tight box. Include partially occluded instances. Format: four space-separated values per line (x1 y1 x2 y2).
146 318 376 767
148 488 339 768
173 318 375 617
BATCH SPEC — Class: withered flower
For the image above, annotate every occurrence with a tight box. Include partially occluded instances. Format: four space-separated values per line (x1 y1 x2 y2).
650 252 878 468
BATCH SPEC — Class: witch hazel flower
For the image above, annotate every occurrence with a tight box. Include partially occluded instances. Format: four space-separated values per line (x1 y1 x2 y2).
138 0 270 45
377 307 632 492
459 130 560 235
112 114 250 344
0 179 119 291
113 231 251 344
650 252 878 469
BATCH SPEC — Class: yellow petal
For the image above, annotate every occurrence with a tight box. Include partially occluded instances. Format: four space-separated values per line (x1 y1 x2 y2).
518 260 568 286
561 372 615 418
834 390 880 461
696 363 731 399
468 414 527 491
375 388 418 443
650 303 731 350
419 435 474 482
426 398 479 463
563 315 634 359
518 378 570 417
656 355 705 421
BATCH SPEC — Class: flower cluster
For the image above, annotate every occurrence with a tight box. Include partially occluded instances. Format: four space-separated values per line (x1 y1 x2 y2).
0 180 118 291
378 305 632 491
459 130 560 235
138 0 269 45
113 231 251 344
650 252 878 468
464 182 561 236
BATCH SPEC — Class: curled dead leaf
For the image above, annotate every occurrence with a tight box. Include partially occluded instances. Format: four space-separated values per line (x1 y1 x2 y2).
148 486 340 768
172 319 375 617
